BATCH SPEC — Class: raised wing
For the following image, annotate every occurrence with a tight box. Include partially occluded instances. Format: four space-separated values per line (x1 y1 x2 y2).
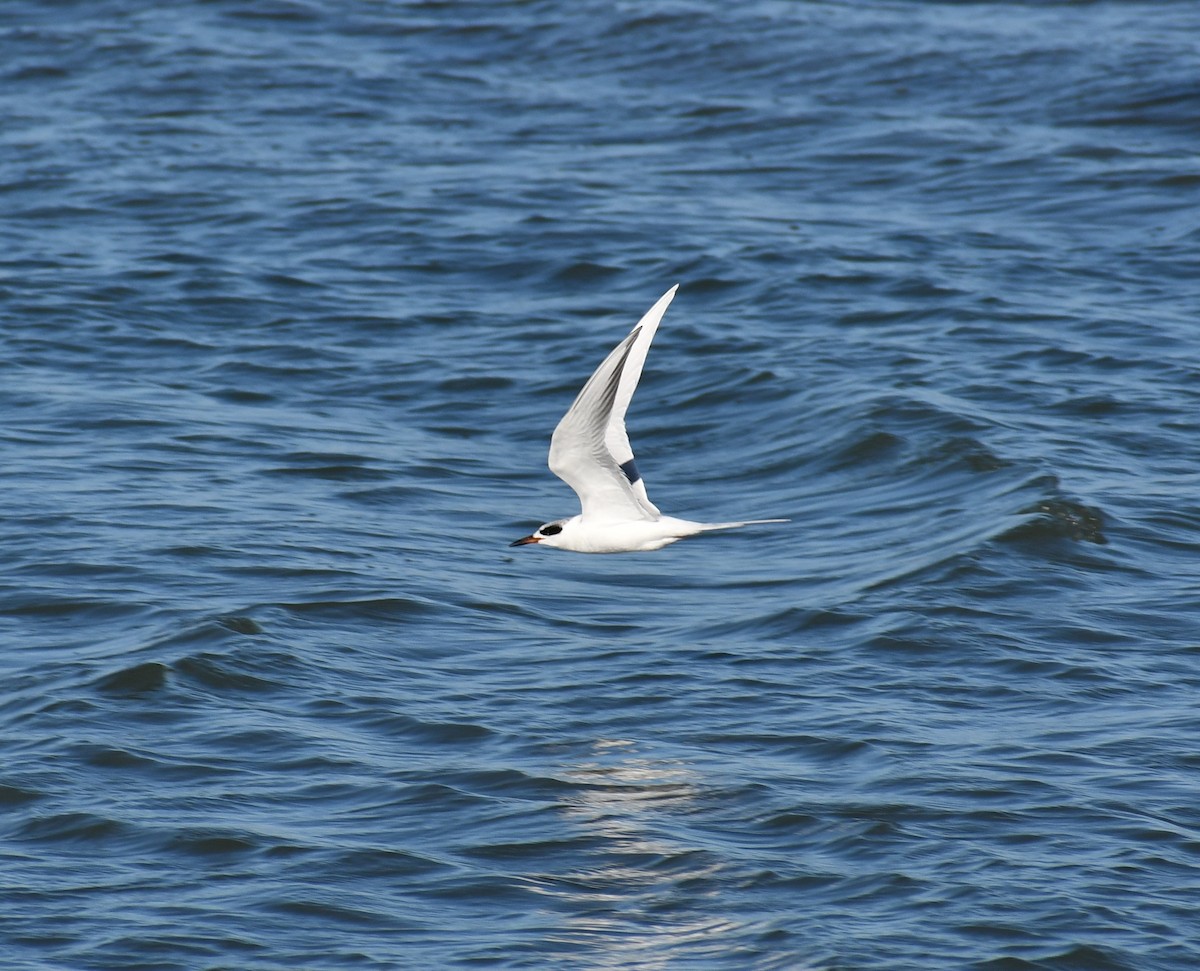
603 285 676 517
548 286 677 523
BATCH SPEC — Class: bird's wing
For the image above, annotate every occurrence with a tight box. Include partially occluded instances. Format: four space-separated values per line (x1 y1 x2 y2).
602 285 676 517
549 286 677 523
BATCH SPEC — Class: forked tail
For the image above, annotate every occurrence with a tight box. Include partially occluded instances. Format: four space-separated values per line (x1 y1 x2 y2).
697 518 790 533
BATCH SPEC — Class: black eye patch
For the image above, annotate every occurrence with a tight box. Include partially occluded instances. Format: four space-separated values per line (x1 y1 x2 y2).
540 524 563 536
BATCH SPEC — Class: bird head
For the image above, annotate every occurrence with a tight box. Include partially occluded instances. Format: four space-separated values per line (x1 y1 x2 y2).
509 519 569 549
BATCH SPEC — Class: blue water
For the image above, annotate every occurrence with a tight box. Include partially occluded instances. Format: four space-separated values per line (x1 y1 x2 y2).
3 2 1199 968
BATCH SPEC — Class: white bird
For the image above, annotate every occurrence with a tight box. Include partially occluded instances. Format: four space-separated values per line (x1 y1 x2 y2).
510 285 787 553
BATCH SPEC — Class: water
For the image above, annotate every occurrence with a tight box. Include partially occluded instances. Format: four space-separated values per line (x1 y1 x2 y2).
3 2 1199 968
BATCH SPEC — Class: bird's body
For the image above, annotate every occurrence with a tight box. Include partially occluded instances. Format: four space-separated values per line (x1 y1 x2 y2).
525 515 764 555
511 285 786 554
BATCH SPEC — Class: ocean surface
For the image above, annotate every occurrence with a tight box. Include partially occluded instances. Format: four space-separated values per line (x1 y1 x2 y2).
3 2 1199 969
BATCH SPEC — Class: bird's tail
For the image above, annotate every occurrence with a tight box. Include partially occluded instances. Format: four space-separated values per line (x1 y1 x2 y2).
697 519 790 533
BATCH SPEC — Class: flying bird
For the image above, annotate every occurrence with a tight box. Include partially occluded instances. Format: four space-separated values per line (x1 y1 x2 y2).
510 285 786 553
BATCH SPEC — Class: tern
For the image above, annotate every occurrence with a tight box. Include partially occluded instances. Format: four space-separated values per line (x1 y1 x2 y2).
510 285 787 553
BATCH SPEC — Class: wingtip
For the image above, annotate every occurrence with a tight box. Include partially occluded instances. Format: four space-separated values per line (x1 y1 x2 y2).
647 283 679 313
